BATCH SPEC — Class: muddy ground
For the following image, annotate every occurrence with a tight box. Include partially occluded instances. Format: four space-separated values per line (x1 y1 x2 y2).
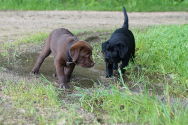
0 11 188 43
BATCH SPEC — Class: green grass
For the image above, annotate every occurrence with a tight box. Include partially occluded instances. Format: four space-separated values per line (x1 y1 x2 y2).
1 32 48 57
79 86 188 125
0 78 85 124
2 32 48 48
0 0 188 11
134 25 188 96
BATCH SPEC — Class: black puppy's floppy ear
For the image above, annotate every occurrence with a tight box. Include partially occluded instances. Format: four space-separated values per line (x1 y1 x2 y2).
119 45 128 58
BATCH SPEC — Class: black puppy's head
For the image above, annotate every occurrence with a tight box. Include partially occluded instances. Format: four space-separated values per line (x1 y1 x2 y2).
102 41 128 64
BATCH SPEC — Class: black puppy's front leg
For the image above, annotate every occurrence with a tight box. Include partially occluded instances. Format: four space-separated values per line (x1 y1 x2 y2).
113 63 118 70
120 59 129 74
106 62 113 78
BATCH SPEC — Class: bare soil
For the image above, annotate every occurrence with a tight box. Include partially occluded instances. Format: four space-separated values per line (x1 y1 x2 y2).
0 11 188 42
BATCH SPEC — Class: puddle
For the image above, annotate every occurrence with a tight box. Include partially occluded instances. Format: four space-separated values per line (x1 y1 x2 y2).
0 52 105 88
0 31 111 88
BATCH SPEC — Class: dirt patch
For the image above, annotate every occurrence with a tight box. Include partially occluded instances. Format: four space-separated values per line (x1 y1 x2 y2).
0 52 105 88
0 11 188 42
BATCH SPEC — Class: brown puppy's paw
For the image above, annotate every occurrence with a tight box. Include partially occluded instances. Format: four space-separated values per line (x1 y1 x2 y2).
52 73 57 77
31 68 39 75
59 83 70 89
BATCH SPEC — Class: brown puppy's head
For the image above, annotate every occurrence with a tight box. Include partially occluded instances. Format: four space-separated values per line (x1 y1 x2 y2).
70 41 94 68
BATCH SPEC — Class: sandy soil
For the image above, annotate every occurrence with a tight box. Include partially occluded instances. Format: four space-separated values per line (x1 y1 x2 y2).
0 11 188 43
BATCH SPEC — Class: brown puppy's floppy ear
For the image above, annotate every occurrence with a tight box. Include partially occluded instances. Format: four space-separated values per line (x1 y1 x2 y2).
70 41 91 62
70 45 81 63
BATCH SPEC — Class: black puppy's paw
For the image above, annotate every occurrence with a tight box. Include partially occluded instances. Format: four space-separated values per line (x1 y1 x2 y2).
106 74 113 78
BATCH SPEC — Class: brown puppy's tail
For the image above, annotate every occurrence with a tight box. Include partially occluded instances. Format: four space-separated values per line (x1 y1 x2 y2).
122 7 129 29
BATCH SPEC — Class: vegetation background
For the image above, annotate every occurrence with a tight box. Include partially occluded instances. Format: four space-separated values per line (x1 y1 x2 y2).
0 0 188 11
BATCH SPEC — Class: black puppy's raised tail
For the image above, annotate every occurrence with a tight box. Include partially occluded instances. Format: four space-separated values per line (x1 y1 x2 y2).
122 7 129 29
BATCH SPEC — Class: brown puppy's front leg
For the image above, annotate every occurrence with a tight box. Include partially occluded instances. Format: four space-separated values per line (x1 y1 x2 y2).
32 40 51 74
65 64 75 82
54 59 69 89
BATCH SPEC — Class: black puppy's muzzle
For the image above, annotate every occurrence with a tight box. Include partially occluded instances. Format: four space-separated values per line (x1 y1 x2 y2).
105 57 113 64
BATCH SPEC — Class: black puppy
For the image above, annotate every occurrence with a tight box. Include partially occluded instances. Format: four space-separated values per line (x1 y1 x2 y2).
102 7 135 78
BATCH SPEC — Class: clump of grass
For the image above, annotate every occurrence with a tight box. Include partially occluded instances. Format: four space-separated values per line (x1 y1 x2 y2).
2 32 48 49
3 81 60 108
1 80 60 124
0 79 84 124
136 25 188 78
79 85 188 125
134 25 188 95
0 32 48 57
0 0 187 11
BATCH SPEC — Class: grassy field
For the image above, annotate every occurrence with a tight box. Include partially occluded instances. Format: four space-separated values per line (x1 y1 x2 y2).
0 0 188 11
0 25 188 124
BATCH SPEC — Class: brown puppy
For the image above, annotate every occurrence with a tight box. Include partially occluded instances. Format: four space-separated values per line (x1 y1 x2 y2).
32 28 94 88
